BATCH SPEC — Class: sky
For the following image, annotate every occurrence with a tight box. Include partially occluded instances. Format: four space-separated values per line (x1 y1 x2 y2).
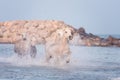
0 0 120 34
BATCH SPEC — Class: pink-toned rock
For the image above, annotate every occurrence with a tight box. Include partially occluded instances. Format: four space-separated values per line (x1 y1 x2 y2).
76 27 120 47
0 20 75 44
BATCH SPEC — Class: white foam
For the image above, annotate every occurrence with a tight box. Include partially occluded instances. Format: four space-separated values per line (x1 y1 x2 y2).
0 54 71 68
0 54 46 67
112 77 120 80
0 45 116 68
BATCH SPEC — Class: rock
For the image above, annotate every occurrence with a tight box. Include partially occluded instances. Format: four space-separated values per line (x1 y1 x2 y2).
0 20 75 44
99 39 111 47
0 20 76 58
77 27 86 35
106 35 113 44
106 35 120 47
76 27 120 47
1 20 120 47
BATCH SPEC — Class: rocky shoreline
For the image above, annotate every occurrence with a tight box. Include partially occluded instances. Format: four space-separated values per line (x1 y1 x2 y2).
0 20 75 44
0 20 120 47
76 27 120 47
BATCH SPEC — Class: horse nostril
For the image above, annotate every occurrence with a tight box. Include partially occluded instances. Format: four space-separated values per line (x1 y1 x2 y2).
66 60 70 63
23 38 27 41
69 36 73 40
49 56 52 58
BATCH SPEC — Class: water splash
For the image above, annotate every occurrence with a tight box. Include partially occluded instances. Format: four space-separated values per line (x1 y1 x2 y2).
0 54 42 66
0 44 120 80
112 77 120 80
0 44 120 68
0 54 74 68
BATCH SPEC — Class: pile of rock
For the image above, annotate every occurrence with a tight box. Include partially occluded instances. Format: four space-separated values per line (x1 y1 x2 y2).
0 20 120 47
77 27 120 47
0 20 75 44
0 20 75 58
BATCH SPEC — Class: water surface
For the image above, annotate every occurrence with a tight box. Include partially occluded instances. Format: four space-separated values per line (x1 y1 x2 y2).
0 44 120 80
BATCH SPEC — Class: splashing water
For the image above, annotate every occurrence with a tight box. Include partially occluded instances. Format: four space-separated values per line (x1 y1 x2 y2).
0 44 73 68
0 44 120 80
112 77 120 80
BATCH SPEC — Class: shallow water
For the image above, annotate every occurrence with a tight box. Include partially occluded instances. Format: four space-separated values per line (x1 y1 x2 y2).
0 44 120 80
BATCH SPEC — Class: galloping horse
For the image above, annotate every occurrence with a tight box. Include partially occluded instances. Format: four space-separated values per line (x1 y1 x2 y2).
45 27 73 64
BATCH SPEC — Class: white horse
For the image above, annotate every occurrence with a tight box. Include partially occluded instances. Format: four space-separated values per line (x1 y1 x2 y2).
45 27 73 64
14 33 37 58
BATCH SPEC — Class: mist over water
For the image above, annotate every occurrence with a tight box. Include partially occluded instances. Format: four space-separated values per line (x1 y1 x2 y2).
0 43 120 80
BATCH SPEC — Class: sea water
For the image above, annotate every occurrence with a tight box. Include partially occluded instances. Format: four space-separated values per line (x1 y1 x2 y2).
0 41 120 80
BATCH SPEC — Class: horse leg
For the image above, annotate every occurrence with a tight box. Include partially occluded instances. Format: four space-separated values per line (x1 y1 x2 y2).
63 50 71 64
54 56 61 65
45 52 52 63
30 46 37 58
66 54 71 63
